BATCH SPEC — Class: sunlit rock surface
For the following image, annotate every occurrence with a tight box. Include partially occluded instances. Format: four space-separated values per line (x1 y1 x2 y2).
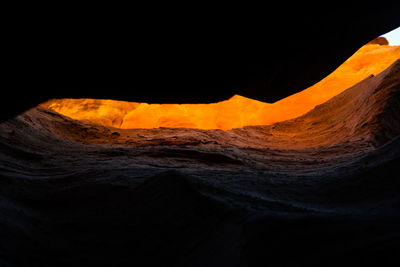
41 41 400 130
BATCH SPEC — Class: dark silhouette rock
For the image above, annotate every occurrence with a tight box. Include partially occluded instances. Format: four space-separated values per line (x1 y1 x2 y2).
368 36 390 45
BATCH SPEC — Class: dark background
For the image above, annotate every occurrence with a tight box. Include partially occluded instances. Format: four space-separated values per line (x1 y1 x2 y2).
4 3 400 121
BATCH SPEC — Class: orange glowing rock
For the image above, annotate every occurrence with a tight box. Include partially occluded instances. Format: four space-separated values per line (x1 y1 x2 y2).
41 42 400 130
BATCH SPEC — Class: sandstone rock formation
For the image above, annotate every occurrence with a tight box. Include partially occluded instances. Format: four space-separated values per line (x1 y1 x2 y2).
41 43 400 130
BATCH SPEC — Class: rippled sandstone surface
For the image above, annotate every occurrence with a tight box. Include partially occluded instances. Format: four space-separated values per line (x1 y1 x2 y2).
1 49 400 265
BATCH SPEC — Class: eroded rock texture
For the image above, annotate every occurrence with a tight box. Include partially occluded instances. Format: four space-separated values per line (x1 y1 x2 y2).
0 58 400 266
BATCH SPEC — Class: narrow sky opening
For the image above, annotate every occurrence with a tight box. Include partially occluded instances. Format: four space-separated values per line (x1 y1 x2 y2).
381 26 400 46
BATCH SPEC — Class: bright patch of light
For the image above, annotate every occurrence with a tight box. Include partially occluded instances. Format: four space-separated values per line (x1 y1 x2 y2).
381 27 400 46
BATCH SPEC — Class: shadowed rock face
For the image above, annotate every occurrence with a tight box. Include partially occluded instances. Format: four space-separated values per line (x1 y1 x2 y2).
0 52 400 265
